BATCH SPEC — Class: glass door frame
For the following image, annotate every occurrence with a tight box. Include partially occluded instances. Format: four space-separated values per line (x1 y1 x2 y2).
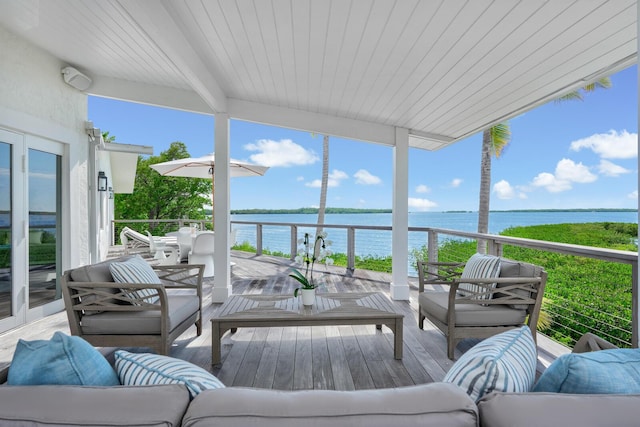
25 134 65 323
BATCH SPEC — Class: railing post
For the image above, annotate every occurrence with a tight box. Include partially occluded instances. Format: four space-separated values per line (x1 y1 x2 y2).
290 225 298 261
427 230 438 276
633 262 639 347
256 224 263 255
347 227 355 271
487 239 502 256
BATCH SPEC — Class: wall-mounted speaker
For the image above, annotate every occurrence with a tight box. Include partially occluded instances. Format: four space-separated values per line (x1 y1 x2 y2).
61 66 92 91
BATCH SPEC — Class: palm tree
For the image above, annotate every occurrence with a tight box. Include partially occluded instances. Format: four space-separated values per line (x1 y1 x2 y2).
476 77 612 253
316 135 329 239
477 123 511 253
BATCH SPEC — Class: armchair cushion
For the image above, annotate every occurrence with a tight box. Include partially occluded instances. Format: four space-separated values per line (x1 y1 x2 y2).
495 258 538 309
7 332 119 386
115 350 225 399
81 295 199 334
69 255 136 282
458 253 501 299
69 256 137 310
443 326 537 401
109 255 161 304
533 348 640 394
419 291 527 326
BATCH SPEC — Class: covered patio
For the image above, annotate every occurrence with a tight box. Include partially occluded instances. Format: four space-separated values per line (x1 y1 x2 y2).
2 0 637 299
0 1 637 356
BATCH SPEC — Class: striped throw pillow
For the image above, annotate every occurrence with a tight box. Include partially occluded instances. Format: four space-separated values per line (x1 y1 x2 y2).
115 350 225 399
443 326 537 401
458 253 501 299
109 255 160 304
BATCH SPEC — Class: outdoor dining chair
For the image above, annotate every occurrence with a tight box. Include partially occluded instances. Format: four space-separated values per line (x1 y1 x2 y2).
189 231 215 277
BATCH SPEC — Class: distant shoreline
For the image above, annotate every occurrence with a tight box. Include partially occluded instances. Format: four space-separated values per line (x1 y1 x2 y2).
229 207 637 215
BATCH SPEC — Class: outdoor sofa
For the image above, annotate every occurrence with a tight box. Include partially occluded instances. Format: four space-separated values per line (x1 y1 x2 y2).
0 362 638 426
1 316 639 425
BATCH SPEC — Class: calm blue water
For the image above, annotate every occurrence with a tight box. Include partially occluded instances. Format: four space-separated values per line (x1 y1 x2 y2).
231 211 638 275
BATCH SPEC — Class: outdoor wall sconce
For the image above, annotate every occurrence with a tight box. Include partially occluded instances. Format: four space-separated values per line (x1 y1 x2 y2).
108 187 114 199
98 171 108 192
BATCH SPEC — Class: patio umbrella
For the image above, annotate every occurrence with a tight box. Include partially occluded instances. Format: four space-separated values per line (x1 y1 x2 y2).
150 153 269 227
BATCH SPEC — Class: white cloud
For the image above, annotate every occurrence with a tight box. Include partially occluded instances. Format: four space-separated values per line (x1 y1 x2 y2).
353 169 381 185
493 180 515 199
598 159 631 177
304 169 349 188
408 197 438 211
532 172 572 192
531 158 597 193
416 184 430 193
244 139 319 167
329 169 349 186
450 178 463 188
628 190 638 200
296 176 304 181
555 158 597 183
569 130 638 159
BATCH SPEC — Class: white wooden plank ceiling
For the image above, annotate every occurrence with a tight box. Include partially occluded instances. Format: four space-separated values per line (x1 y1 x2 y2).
0 0 636 150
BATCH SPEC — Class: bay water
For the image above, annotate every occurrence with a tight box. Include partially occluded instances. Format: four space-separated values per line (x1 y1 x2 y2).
231 210 637 276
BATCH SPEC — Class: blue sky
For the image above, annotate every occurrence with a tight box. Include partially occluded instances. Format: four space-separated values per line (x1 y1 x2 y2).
88 65 638 212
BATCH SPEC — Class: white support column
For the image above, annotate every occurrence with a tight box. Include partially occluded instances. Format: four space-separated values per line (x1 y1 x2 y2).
390 127 410 300
634 1 640 347
212 113 232 302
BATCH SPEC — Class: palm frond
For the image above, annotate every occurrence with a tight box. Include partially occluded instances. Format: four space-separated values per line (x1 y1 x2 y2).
489 122 511 158
555 76 612 103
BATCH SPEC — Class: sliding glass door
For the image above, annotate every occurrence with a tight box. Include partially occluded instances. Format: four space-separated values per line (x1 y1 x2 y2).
0 129 64 331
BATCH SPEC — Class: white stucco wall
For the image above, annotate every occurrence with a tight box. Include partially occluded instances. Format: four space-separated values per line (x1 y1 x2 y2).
0 25 90 268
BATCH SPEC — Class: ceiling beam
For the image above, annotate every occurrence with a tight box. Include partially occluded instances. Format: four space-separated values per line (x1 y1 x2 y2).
228 98 397 146
116 0 227 113
89 76 213 115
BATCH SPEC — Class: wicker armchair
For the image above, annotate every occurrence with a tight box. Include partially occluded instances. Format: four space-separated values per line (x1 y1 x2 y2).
417 256 547 359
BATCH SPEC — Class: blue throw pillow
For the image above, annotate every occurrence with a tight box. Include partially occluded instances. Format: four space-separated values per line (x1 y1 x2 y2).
443 326 537 401
115 350 225 399
533 348 640 393
7 331 119 386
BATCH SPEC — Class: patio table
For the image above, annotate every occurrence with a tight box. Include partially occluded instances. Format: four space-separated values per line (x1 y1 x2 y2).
211 292 404 364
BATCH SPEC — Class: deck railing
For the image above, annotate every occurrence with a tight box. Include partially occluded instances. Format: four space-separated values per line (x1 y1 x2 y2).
112 218 638 349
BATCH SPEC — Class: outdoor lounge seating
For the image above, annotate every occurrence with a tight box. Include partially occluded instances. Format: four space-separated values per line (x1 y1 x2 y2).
417 254 547 359
60 255 204 355
120 226 179 260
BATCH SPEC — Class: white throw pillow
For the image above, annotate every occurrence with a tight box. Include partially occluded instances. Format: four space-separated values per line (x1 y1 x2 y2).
443 326 537 401
115 350 225 399
109 255 161 304
458 253 501 299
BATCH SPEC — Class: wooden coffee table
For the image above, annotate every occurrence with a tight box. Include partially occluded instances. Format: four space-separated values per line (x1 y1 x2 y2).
211 292 403 365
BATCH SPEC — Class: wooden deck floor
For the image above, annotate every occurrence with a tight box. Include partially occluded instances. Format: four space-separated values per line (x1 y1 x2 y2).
0 250 564 389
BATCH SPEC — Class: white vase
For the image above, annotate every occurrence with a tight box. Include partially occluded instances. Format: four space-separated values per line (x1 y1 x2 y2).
301 288 315 306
